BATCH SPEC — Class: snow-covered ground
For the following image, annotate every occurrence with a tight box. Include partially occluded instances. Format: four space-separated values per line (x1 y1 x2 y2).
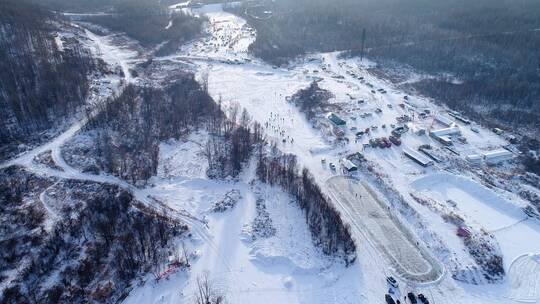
3 3 539 303
126 167 365 303
144 3 540 304
327 175 443 282
412 173 540 270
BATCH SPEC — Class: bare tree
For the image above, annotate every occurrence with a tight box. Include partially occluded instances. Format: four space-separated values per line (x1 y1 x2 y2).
194 273 224 304
200 69 210 93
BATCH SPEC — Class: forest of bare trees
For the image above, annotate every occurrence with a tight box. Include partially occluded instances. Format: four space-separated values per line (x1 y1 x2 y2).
0 167 185 304
205 104 265 178
74 74 217 183
0 0 96 157
289 81 333 121
69 73 265 183
87 0 207 55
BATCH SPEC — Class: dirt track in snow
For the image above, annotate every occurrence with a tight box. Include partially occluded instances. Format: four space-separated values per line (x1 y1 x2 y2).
326 175 443 283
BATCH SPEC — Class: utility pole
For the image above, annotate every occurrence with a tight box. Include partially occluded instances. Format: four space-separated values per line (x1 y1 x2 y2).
360 28 366 61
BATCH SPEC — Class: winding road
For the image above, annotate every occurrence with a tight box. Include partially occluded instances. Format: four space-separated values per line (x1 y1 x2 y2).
0 25 213 244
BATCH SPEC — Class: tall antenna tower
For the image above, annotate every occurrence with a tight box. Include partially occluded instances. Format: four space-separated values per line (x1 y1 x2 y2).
360 28 366 61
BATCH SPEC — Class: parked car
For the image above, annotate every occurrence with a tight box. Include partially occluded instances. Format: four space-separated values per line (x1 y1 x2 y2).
380 137 391 148
386 276 399 288
407 292 417 304
389 135 402 146
385 294 396 304
417 294 429 304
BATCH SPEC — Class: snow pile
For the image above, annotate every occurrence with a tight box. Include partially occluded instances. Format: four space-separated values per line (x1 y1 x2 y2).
32 150 64 172
157 134 208 180
211 189 241 212
243 197 276 241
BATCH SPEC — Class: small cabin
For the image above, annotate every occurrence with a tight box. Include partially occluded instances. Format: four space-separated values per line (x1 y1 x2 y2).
342 159 358 172
327 112 346 126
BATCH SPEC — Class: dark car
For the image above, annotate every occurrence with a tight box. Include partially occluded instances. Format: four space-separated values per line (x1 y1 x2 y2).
379 138 387 148
381 137 392 148
418 294 429 304
386 276 399 288
407 292 417 304
385 294 396 304
389 135 401 146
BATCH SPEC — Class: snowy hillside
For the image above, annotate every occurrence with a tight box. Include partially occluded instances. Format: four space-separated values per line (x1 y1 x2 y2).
1 1 540 304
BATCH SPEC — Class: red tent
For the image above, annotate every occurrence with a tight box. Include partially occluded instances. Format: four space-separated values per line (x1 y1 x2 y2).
457 227 471 238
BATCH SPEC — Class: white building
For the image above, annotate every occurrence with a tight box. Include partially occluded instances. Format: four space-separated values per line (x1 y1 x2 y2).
483 149 513 165
465 154 482 165
430 126 461 137
435 115 455 127
403 147 434 167
342 159 358 172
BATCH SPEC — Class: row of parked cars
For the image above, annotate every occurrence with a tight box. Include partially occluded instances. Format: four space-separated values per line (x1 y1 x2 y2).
385 293 429 304
368 135 402 148
385 276 429 304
